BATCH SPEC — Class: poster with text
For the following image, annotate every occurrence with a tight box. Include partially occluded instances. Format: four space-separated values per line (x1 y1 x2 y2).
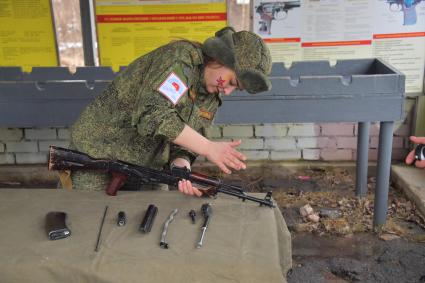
252 0 425 94
0 0 58 71
373 0 425 93
95 0 227 70
300 0 373 62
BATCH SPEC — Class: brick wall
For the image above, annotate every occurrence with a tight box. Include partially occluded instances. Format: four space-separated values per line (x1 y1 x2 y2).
204 121 410 163
0 99 414 165
0 128 70 165
0 123 410 165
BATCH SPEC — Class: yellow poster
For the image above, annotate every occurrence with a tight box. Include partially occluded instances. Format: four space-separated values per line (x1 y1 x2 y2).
0 0 58 70
95 0 227 69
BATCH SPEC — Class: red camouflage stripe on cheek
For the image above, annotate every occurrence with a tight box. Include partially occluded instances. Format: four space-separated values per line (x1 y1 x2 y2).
216 76 225 87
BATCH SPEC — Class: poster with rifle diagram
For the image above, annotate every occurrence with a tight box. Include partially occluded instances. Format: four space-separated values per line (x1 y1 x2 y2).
253 0 425 93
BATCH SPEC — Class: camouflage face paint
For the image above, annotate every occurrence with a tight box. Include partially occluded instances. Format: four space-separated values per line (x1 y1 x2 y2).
216 76 226 87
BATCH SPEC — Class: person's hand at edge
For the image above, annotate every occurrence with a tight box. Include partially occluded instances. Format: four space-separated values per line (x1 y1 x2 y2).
405 136 425 168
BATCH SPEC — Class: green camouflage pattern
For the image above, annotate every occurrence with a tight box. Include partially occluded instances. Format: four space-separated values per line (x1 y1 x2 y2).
233 30 272 77
202 27 272 94
70 41 221 191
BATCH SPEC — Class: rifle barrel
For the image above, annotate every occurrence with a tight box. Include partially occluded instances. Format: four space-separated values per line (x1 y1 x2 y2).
217 187 275 207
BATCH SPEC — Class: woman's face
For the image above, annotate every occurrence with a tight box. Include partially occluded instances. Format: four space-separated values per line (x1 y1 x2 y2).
203 62 241 96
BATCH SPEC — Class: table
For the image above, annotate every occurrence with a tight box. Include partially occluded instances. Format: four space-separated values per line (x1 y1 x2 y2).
0 189 291 283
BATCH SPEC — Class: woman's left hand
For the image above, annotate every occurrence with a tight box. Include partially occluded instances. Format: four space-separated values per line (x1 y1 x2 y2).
171 158 203 197
177 179 203 197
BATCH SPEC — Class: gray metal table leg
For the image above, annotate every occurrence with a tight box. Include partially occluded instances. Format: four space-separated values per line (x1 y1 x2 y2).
373 121 394 229
356 122 370 197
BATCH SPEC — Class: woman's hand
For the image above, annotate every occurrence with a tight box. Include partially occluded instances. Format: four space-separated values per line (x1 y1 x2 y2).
205 139 246 174
177 179 203 197
171 158 203 197
173 125 247 175
405 136 425 168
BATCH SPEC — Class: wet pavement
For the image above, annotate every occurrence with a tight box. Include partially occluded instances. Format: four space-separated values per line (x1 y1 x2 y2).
209 163 425 283
289 232 425 283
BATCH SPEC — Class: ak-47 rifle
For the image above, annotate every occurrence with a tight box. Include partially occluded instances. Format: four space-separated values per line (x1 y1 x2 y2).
385 0 424 25
255 1 300 35
48 146 275 208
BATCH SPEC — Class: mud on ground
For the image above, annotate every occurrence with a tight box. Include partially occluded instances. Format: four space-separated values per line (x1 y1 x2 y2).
198 163 425 283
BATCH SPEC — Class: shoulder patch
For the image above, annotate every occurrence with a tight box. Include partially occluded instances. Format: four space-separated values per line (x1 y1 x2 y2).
199 108 214 120
157 72 188 105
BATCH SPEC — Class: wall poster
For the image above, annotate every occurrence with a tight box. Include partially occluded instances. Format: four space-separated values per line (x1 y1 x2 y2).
0 0 58 71
95 0 227 70
252 0 425 94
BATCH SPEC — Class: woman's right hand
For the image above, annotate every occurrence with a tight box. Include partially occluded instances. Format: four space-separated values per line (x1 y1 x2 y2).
172 125 247 174
206 139 246 174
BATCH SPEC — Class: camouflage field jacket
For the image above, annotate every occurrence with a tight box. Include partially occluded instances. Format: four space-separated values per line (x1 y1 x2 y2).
71 41 221 169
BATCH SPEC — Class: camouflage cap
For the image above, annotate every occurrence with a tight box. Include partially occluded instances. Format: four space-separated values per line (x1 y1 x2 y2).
202 27 272 94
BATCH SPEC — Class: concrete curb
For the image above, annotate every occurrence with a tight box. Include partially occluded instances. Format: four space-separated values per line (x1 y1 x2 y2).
391 164 425 218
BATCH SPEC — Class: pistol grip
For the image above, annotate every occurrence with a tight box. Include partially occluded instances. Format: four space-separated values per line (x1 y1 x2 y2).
105 172 127 196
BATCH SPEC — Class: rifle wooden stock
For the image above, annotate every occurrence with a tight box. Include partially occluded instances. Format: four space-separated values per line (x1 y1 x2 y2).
48 146 275 207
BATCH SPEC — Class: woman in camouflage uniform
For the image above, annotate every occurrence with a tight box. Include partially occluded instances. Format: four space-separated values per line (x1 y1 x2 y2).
69 26 272 196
